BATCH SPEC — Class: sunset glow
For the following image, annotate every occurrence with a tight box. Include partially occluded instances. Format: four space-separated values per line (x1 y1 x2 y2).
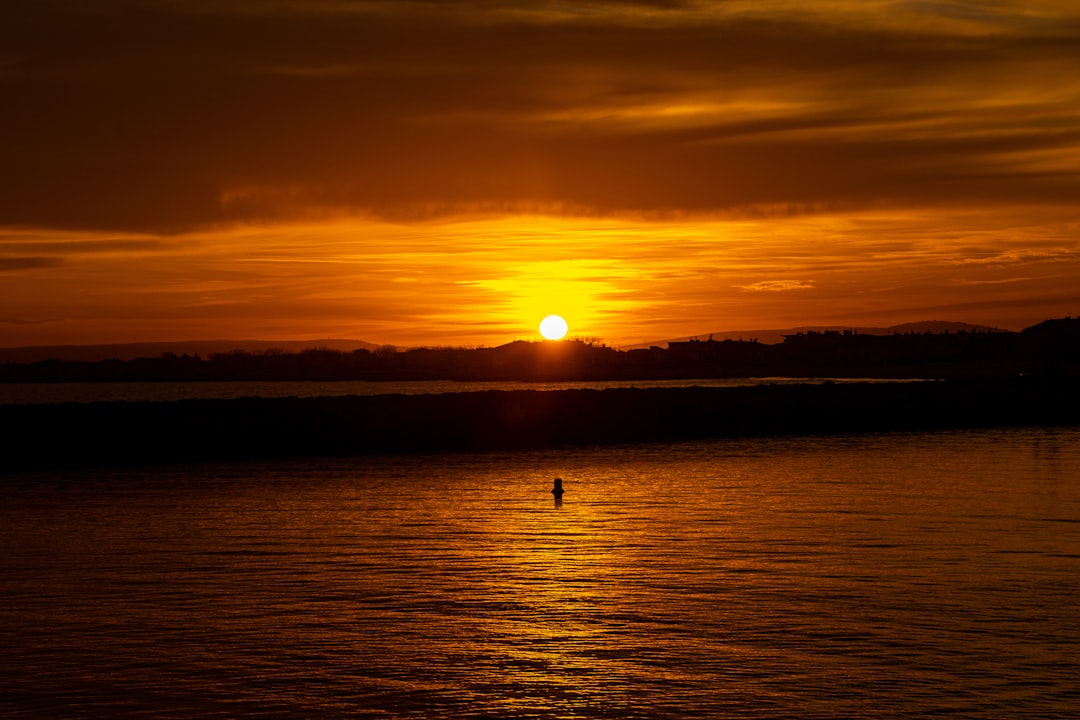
2 1 1080 349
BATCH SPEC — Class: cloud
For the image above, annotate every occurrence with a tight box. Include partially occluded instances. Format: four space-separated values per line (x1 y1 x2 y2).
0 208 1077 347
2 1 1079 230
0 257 63 271
2 2 1079 348
0 317 50 325
0 237 164 255
957 248 1080 266
950 276 1043 286
737 280 815 292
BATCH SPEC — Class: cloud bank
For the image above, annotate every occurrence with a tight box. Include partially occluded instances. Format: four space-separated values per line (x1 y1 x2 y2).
3 0 1078 230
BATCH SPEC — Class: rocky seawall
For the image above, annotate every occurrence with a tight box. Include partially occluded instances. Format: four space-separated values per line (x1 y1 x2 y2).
4 379 1079 471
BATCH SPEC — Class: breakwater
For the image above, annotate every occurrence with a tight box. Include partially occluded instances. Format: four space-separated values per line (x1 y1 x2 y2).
5 379 1079 470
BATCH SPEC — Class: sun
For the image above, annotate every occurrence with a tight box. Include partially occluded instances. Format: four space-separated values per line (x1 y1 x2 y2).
539 314 569 340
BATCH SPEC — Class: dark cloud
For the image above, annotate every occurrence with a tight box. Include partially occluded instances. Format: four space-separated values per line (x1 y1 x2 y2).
0 238 163 254
0 257 64 271
0 317 50 325
2 1 1078 231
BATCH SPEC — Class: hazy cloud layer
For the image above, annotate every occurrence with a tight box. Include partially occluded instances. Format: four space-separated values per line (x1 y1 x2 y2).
2 209 1078 347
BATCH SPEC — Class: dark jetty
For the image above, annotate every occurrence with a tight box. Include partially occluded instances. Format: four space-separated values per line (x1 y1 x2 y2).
4 379 1080 471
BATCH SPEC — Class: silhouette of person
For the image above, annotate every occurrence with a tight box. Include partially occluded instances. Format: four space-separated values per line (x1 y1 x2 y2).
551 477 565 499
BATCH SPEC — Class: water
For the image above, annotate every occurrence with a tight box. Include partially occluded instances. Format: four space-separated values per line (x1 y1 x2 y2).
0 377 921 405
2 427 1079 718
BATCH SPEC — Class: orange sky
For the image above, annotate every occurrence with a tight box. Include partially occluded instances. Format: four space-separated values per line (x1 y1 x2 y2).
3 1 1080 348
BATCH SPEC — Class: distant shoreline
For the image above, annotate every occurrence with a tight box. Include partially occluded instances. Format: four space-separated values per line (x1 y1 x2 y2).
3 317 1077 385
5 379 1079 471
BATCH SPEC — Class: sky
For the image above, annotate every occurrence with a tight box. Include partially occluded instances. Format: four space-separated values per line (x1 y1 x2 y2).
2 0 1080 348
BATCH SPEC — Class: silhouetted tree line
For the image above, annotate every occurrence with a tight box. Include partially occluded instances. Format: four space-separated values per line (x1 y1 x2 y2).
2 317 1078 383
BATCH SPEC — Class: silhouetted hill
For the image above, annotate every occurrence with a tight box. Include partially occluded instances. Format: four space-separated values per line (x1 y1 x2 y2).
3 317 1076 383
0 338 380 363
643 321 1004 348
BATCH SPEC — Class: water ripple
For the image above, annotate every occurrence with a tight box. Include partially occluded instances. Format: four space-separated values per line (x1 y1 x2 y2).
2 427 1079 718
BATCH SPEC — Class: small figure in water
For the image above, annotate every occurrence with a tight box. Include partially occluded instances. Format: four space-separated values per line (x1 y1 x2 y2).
551 477 565 499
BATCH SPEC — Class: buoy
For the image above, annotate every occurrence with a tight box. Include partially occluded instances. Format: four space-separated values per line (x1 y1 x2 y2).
551 477 565 498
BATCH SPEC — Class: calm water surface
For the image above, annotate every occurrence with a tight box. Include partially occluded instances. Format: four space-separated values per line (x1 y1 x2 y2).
2 427 1079 718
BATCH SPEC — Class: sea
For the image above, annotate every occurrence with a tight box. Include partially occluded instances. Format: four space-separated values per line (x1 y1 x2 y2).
2 404 1078 718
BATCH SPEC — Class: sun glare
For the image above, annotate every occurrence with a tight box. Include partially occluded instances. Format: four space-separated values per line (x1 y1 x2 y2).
539 314 569 340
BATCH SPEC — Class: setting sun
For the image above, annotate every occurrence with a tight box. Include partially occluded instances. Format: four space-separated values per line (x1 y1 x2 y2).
539 314 569 340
